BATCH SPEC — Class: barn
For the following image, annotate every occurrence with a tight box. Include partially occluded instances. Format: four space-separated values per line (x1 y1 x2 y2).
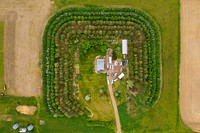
122 39 128 55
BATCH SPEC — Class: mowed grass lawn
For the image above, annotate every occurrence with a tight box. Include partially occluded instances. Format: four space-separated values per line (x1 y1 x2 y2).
0 22 4 90
0 22 39 133
78 51 115 121
52 0 193 132
0 97 38 133
38 97 114 133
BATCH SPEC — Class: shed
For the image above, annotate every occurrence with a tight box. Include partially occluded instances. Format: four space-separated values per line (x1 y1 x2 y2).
27 124 34 131
12 123 19 130
19 128 27 133
85 95 91 101
99 88 104 93
122 39 128 55
118 73 125 79
96 59 105 71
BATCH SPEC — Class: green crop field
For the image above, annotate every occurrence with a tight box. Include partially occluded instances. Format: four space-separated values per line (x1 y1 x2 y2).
0 22 4 91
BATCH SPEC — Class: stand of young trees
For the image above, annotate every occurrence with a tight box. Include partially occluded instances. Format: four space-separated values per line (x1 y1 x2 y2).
43 7 160 117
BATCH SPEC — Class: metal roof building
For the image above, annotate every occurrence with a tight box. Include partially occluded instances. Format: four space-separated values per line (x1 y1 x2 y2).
96 59 105 71
118 73 125 79
122 39 128 55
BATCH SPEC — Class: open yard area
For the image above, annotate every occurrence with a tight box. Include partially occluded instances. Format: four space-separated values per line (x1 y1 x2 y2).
180 0 200 132
0 96 37 132
79 52 115 121
38 98 114 133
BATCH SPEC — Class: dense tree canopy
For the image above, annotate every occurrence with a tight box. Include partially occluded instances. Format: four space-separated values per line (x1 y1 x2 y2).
43 8 160 117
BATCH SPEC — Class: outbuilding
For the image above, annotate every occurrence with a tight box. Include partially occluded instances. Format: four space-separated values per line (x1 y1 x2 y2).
122 39 128 55
85 95 91 101
118 73 125 79
96 59 105 71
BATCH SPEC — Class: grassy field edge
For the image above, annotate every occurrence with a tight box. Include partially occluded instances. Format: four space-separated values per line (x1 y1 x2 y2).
0 22 5 90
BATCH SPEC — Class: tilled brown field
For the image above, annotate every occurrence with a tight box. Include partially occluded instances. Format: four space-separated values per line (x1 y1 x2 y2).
180 0 200 132
0 0 53 96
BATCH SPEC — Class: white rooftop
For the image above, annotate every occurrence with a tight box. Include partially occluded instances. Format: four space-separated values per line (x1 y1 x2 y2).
96 59 105 71
85 95 91 101
118 73 125 79
122 39 128 55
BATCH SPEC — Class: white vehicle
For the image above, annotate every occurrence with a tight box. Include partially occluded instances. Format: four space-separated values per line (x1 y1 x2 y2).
109 65 112 69
114 61 118 66
112 65 114 70
114 78 118 82
107 79 110 85
109 56 112 64
107 72 110 76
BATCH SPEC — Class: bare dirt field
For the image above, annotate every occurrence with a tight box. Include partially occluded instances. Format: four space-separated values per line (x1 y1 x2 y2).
16 105 37 115
180 0 200 132
0 0 53 96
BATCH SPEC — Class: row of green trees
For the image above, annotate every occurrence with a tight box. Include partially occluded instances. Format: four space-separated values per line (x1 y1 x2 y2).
43 7 160 117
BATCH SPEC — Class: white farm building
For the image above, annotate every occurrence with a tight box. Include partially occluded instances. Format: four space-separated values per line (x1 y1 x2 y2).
122 39 128 55
118 73 125 79
96 59 105 71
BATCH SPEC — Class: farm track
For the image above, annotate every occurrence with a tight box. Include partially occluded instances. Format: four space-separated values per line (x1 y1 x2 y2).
180 0 200 132
108 84 121 133
0 0 53 96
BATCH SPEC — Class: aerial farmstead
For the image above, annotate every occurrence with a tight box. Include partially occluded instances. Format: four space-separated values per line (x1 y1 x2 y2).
42 7 160 133
95 39 128 85
0 0 179 131
1 0 197 132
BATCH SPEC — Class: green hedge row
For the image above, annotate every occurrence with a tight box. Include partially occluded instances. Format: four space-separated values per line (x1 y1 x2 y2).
42 7 160 117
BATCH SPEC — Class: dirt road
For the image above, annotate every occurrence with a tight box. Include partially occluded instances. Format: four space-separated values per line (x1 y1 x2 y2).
180 0 200 132
0 0 53 96
107 83 121 133
107 70 121 133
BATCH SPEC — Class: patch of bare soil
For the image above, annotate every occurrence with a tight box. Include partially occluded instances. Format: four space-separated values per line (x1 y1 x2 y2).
0 114 13 121
180 0 200 132
0 0 54 96
16 105 37 116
